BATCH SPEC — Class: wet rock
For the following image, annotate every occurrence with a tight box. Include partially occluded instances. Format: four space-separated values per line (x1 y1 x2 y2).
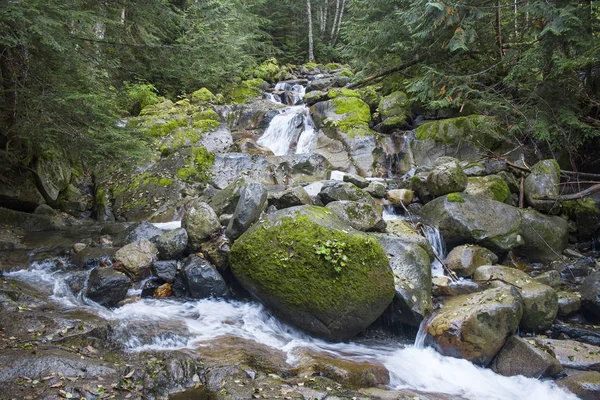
268 153 331 185
230 205 394 341
226 183 268 240
155 228 188 260
303 90 329 106
34 155 71 202
326 201 386 232
386 189 414 206
550 324 600 347
473 265 558 332
268 186 313 209
180 255 228 299
421 193 522 252
524 159 561 214
558 291 582 316
114 239 158 281
154 282 172 298
200 235 231 273
114 221 164 246
533 338 600 370
0 206 67 231
445 245 498 278
342 173 370 189
318 181 376 207
182 200 221 251
85 267 131 307
374 234 432 326
151 260 178 283
557 370 600 400
516 208 569 263
197 124 233 153
580 271 600 321
464 175 510 203
425 161 468 196
65 271 88 295
553 257 595 284
141 278 164 298
422 286 523 366
384 220 435 261
491 335 563 378
0 171 45 212
72 247 117 269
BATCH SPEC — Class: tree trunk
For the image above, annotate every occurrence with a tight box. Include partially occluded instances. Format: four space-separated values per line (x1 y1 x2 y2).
331 0 341 41
496 0 503 58
333 0 345 45
307 0 315 62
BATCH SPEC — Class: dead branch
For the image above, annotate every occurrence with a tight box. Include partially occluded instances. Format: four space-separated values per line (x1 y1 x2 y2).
539 184 600 201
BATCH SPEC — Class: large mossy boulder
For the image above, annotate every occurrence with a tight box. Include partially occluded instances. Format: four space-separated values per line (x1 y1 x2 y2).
373 234 432 326
230 206 394 341
473 265 558 332
464 175 511 203
524 159 561 214
422 287 523 366
516 209 569 263
421 193 522 251
412 116 506 167
376 91 410 132
425 161 468 196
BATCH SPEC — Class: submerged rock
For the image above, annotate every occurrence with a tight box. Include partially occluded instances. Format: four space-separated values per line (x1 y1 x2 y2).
85 267 131 307
421 193 522 251
423 286 523 366
230 205 394 341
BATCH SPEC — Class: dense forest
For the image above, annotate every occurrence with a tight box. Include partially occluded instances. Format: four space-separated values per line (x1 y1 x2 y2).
1 0 599 173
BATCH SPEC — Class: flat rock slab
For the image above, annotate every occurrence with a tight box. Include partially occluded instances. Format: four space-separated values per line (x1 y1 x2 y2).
534 338 600 370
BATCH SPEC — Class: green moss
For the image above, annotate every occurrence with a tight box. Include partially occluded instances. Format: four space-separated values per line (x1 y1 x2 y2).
303 62 319 70
176 147 214 182
95 188 106 207
416 115 500 149
252 57 282 82
192 120 220 132
159 178 174 187
563 198 597 217
326 62 342 70
328 88 361 99
447 193 466 203
331 96 372 137
489 178 510 202
340 69 354 78
533 159 560 177
147 118 188 138
230 78 266 103
230 211 393 314
190 88 217 104
192 108 219 122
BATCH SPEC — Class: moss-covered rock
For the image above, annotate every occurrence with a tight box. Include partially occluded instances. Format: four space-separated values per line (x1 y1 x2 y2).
516 208 569 263
425 161 468 196
464 175 510 203
421 194 523 251
412 115 506 167
562 198 600 241
524 159 561 214
423 287 523 366
325 200 386 232
228 78 266 104
230 205 394 341
182 200 221 251
473 265 558 332
376 91 410 132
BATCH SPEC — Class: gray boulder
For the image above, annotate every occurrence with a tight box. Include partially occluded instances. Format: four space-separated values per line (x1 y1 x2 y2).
374 234 432 326
182 200 221 251
151 260 178 283
580 271 600 321
524 159 561 214
72 247 117 269
114 221 164 247
421 193 522 251
422 287 523 366
210 153 274 190
446 245 498 277
155 228 188 260
491 335 562 378
318 182 376 207
425 161 468 196
114 239 158 281
226 183 268 240
208 178 246 216
516 209 569 263
268 186 313 210
326 201 386 232
85 267 130 307
473 265 558 332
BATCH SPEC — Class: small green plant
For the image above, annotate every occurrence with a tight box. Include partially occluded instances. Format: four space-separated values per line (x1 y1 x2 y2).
314 240 348 273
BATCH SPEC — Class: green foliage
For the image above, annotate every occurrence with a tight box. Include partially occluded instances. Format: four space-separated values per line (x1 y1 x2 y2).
314 239 349 273
122 82 160 115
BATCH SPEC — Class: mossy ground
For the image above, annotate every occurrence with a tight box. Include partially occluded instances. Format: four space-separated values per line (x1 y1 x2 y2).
230 210 393 315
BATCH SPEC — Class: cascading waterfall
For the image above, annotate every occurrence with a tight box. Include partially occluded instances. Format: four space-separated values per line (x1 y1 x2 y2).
6 262 578 400
258 82 318 156
421 224 447 278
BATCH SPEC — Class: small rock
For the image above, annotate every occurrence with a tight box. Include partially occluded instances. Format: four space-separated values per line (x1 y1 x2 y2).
580 271 600 321
200 235 231 272
182 200 221 251
73 243 87 253
342 173 370 189
114 240 158 281
386 189 414 207
558 291 581 317
365 181 386 198
534 270 562 288
180 255 228 299
154 283 172 298
446 245 498 277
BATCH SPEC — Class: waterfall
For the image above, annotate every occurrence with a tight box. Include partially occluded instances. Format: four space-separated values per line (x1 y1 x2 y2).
421 225 446 278
258 81 318 156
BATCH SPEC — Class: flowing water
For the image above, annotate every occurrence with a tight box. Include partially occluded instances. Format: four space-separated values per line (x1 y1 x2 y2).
257 83 318 156
5 258 577 400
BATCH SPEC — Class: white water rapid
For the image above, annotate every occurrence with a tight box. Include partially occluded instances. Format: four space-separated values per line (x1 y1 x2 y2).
257 82 318 156
6 260 577 400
